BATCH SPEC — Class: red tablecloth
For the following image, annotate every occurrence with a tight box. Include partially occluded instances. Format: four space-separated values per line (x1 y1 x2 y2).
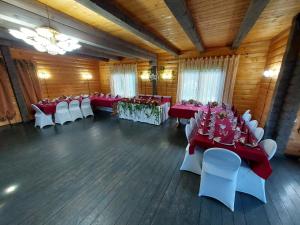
90 96 122 108
189 132 272 179
168 104 204 119
36 102 57 115
36 98 83 115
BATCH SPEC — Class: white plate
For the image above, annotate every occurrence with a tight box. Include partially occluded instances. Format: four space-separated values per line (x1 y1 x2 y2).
213 137 234 146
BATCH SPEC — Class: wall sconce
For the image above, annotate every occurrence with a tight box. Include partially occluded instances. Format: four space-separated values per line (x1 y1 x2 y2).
38 71 50 98
38 71 50 79
82 73 93 80
263 70 273 78
161 69 173 80
140 70 150 80
82 73 93 94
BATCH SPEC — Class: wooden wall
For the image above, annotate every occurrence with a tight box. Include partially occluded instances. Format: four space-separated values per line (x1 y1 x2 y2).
253 28 290 126
10 48 101 99
99 40 270 112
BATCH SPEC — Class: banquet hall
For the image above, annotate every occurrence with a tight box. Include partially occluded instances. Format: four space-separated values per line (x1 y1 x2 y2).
0 0 300 224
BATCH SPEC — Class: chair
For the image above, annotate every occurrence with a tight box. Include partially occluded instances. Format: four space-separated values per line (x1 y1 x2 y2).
199 148 241 211
185 123 193 141
55 101 72 125
247 120 258 132
31 104 54 128
254 127 264 142
69 100 83 121
180 123 203 175
236 139 276 203
260 139 277 160
242 113 251 123
242 109 250 118
190 117 197 129
81 98 94 118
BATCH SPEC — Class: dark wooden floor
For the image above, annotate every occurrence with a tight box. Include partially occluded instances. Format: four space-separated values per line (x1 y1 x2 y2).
0 112 300 225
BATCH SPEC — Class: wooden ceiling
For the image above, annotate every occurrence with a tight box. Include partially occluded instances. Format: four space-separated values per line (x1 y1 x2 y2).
37 0 300 54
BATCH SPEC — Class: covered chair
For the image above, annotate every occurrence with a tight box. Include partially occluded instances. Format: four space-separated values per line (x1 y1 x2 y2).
190 117 197 129
237 139 277 203
55 101 72 125
247 120 258 132
69 100 83 121
199 148 241 211
254 127 264 142
242 113 251 123
81 98 94 118
32 104 54 128
180 123 202 175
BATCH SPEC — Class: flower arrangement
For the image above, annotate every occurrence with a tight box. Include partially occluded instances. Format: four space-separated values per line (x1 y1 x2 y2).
181 100 187 105
211 101 218 107
194 101 202 107
188 99 195 104
121 97 160 106
218 111 227 119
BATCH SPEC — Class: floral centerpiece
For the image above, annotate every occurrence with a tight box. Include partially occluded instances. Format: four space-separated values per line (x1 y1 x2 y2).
211 101 218 107
118 97 162 123
194 101 202 107
218 111 227 119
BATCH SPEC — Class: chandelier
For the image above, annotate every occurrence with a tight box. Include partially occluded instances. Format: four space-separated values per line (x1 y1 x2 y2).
9 27 81 55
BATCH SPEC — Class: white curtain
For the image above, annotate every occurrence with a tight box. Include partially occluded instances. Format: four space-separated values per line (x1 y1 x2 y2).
177 55 240 104
111 64 137 98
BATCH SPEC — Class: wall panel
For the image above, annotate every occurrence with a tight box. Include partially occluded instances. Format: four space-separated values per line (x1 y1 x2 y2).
253 28 290 127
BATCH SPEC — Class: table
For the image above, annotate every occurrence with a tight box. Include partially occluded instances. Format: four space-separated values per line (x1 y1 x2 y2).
90 96 123 108
117 100 170 125
188 106 272 179
168 103 203 119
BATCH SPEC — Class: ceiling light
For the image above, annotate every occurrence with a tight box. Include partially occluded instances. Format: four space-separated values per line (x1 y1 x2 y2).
9 27 81 55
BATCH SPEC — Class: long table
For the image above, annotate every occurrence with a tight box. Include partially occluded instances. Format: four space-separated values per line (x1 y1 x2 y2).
188 106 272 179
36 96 122 115
118 98 170 125
168 103 203 119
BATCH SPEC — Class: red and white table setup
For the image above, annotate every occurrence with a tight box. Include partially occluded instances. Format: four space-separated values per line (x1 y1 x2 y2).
117 95 171 125
168 102 203 119
186 103 272 179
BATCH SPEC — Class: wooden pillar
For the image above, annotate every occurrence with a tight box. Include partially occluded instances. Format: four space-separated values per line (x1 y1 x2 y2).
0 46 29 122
264 13 300 152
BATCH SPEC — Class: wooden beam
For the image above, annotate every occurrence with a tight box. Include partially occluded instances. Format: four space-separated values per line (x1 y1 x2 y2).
264 13 300 153
232 0 270 49
0 0 157 61
164 0 204 52
0 45 29 121
75 0 180 55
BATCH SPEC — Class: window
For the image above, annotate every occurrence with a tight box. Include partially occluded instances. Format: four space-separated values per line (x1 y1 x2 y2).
111 64 137 98
181 68 225 103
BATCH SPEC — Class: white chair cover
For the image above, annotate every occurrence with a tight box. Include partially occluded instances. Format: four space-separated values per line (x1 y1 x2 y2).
254 127 264 142
69 100 83 121
81 98 94 118
260 139 277 160
199 148 241 211
190 117 197 129
247 120 258 132
242 109 250 118
236 139 276 203
55 101 72 125
242 113 251 122
32 104 54 128
180 144 203 175
185 123 193 142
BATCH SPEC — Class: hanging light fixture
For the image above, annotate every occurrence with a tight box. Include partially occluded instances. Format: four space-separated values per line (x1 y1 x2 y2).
8 5 81 55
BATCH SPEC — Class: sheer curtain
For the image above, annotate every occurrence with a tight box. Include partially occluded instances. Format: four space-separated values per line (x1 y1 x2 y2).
177 55 240 104
111 64 137 98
